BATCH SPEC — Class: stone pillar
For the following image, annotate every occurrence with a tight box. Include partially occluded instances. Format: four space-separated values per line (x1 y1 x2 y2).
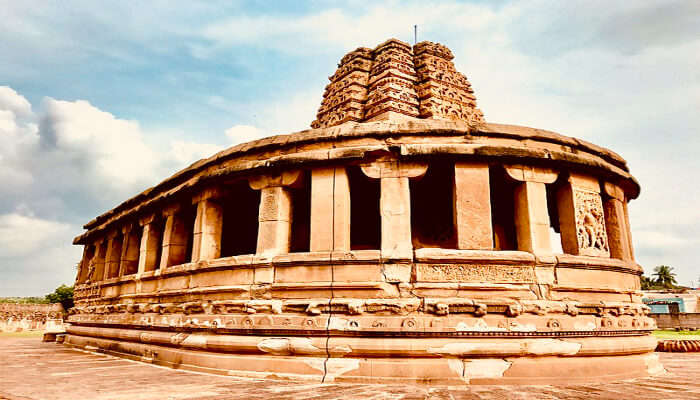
622 200 635 259
454 162 493 249
191 188 224 262
360 159 428 260
249 170 303 256
90 240 107 283
104 231 123 279
76 245 91 283
603 182 633 260
160 205 188 268
505 165 559 254
310 167 351 252
118 224 140 276
138 215 162 273
556 173 610 257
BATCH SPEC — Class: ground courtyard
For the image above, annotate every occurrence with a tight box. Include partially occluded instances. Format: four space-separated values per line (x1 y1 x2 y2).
0 337 698 400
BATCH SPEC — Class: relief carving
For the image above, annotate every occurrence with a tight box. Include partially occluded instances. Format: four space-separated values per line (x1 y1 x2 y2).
417 264 536 283
311 39 483 129
574 188 610 254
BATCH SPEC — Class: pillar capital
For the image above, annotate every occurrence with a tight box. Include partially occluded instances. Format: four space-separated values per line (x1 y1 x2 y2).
505 165 558 184
249 170 303 190
602 181 626 201
139 214 156 226
568 172 600 192
192 186 224 204
162 203 181 217
360 159 428 179
120 222 135 235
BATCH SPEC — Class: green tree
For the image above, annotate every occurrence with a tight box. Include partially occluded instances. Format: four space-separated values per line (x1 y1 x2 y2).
652 265 678 289
640 275 656 290
45 284 74 310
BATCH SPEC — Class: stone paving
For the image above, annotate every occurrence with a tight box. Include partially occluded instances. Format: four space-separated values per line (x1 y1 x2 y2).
1 337 699 400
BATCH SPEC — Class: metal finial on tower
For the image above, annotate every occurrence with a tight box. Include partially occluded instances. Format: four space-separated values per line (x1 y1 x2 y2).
414 25 417 44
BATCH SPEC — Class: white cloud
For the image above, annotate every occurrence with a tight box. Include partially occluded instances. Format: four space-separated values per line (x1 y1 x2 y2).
199 4 497 55
1 1 699 293
0 87 234 224
0 86 32 117
0 212 72 257
168 140 223 165
634 230 695 250
224 124 265 145
41 98 160 187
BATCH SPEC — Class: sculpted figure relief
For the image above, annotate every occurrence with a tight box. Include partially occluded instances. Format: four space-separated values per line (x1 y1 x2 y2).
575 188 610 253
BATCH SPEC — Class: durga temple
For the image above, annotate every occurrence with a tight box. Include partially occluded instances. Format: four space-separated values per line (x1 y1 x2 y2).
66 39 660 384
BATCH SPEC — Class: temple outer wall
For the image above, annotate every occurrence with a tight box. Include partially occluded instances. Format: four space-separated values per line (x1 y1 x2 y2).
66 121 652 384
652 313 700 329
0 303 65 332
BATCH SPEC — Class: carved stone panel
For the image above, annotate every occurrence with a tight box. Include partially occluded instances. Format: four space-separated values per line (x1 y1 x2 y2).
558 174 611 257
573 188 610 255
416 264 536 283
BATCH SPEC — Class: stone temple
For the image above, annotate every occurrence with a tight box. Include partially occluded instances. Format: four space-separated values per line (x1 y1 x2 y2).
66 39 659 384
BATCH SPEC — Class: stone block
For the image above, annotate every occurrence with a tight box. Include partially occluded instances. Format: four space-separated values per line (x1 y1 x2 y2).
310 167 351 252
514 181 552 254
454 162 493 249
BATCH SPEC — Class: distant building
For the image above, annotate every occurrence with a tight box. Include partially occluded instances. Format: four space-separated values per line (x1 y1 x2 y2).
643 291 698 313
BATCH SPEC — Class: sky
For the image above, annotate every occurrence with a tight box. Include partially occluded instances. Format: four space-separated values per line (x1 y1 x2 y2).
1 0 698 296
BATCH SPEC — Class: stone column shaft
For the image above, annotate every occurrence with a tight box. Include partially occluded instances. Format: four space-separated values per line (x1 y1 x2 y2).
138 219 162 273
119 225 140 276
514 181 552 253
310 167 351 252
77 245 91 283
380 176 413 259
361 158 427 260
160 209 188 268
249 171 303 257
92 241 106 283
603 182 633 261
506 165 559 254
104 233 122 279
192 197 224 262
454 162 493 249
256 186 293 255
622 201 635 259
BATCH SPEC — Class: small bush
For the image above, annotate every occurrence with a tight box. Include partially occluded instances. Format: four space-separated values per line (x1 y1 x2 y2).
45 285 74 310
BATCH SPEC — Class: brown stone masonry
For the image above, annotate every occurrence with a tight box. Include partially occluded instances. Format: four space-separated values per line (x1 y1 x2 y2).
67 39 649 384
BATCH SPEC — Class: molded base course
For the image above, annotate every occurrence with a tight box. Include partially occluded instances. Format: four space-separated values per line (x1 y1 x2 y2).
63 333 659 385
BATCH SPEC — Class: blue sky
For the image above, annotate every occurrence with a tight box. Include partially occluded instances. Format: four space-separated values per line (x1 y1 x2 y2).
1 0 698 295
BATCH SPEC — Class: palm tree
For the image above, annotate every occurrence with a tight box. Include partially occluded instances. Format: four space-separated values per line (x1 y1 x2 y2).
653 265 677 289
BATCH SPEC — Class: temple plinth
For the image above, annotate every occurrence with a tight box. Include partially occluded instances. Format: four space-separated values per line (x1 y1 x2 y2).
65 39 658 385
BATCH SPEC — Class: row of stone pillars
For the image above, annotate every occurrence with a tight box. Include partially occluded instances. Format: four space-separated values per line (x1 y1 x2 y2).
78 160 635 284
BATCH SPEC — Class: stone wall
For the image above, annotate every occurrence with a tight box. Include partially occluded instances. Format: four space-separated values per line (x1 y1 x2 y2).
651 313 700 329
0 303 64 332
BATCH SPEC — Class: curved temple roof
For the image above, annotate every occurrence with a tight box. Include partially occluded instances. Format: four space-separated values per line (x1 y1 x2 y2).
74 39 640 244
